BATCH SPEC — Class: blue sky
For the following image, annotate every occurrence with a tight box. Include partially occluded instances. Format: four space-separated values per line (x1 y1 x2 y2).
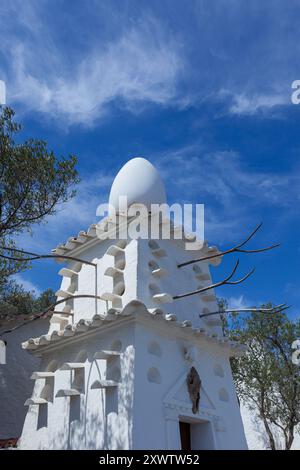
0 0 299 317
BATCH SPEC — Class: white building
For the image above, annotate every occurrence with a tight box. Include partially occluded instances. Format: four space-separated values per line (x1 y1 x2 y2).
16 158 248 449
0 315 47 445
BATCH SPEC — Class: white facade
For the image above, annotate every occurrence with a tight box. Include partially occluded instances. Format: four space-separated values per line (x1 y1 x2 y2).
18 158 248 450
0 317 47 439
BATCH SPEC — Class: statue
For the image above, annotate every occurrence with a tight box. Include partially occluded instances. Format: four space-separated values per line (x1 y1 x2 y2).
186 367 201 414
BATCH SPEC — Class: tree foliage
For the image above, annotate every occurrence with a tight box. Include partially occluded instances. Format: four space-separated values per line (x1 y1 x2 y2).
0 106 79 307
224 305 300 450
0 106 79 239
0 281 56 324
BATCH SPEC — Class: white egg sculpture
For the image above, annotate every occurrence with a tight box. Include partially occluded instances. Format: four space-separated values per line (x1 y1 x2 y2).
108 157 167 214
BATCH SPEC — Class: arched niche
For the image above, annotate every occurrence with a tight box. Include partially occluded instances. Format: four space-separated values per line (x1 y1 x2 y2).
148 260 159 270
147 341 162 357
193 264 202 274
219 388 229 402
148 283 160 295
107 366 121 382
113 279 125 296
111 339 122 352
75 349 88 363
46 359 59 372
147 367 161 384
116 239 127 249
40 384 53 402
148 240 160 250
214 364 225 378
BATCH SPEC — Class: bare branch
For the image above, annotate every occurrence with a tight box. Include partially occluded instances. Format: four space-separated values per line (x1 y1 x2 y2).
199 304 290 319
178 222 280 268
173 260 255 300
0 246 96 267
0 293 104 337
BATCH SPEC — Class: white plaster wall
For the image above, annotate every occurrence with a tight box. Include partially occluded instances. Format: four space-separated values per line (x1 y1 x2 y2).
19 322 136 450
137 238 222 335
0 318 48 439
240 403 300 450
122 239 138 305
19 232 244 450
52 230 222 338
50 238 138 334
132 321 247 450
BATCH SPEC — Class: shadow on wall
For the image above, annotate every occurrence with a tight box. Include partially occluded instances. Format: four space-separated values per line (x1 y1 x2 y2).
0 317 48 440
33 340 135 450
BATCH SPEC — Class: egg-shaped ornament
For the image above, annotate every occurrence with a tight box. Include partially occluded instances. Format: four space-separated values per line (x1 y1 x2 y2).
108 157 167 215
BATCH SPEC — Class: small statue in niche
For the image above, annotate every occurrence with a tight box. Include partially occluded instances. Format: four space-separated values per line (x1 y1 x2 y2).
186 366 201 414
184 345 197 363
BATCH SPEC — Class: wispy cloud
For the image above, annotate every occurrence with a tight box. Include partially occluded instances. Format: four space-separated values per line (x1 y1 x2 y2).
12 273 42 296
225 295 258 310
230 93 287 115
19 143 300 253
0 2 184 125
219 90 288 116
1 1 299 120
18 142 299 253
154 145 300 242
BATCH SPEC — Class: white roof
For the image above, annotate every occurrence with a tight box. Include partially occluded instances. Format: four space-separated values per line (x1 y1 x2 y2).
22 300 245 356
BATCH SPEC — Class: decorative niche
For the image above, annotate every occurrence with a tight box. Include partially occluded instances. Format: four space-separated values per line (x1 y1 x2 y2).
147 341 162 358
147 367 161 384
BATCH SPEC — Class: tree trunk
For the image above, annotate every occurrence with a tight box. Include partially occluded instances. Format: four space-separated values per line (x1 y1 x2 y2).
262 416 276 450
284 430 294 450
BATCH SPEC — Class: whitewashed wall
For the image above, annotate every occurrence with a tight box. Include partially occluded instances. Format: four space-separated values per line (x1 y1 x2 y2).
0 318 48 439
133 320 247 450
19 322 135 450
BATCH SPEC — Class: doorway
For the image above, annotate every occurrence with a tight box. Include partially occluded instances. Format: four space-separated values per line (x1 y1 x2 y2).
179 419 215 450
179 421 191 450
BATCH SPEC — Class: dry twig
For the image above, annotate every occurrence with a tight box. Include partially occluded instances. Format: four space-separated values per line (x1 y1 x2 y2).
178 223 279 268
173 260 255 300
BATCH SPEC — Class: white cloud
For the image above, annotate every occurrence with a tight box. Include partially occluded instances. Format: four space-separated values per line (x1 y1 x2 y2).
1 1 299 119
217 88 289 116
154 145 300 242
226 295 256 310
12 274 42 296
11 144 300 254
0 3 184 125
228 92 287 115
